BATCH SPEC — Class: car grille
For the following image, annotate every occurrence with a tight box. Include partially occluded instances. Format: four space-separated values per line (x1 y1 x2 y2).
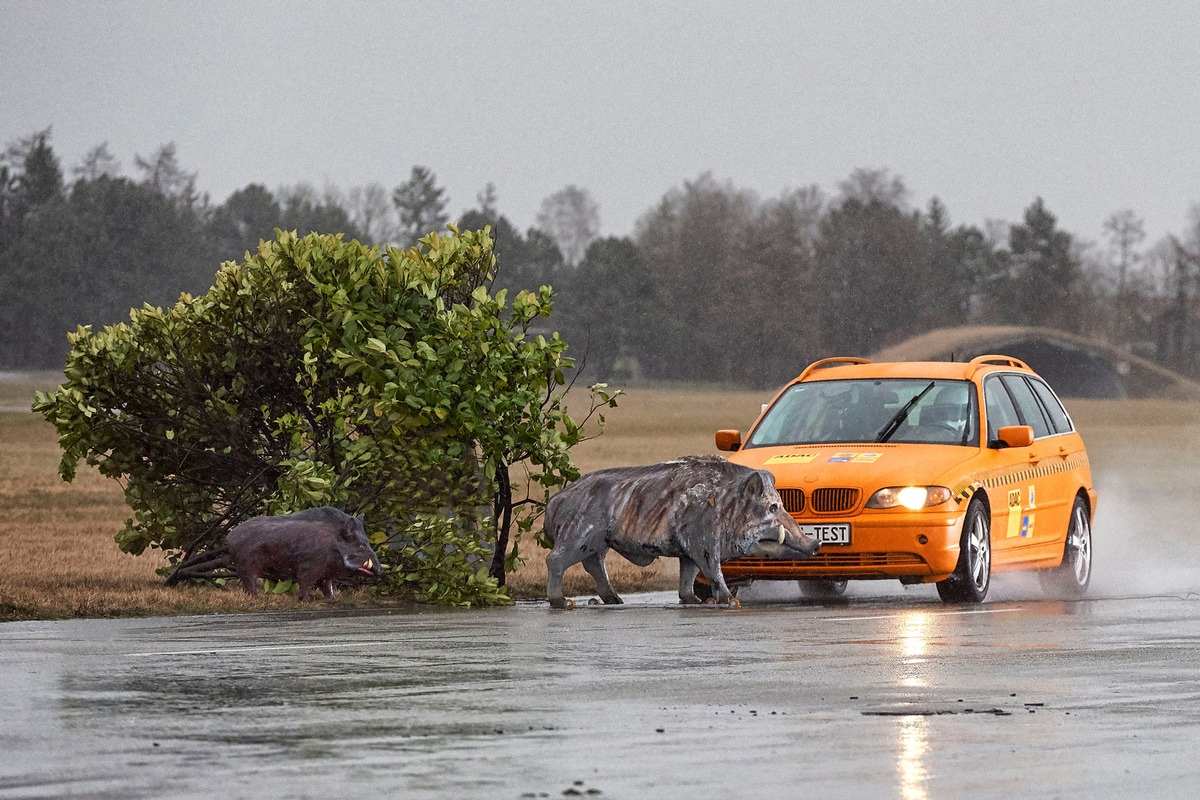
810 488 860 513
778 488 805 513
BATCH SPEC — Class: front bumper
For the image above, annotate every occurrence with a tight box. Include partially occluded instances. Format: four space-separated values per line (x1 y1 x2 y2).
722 509 966 583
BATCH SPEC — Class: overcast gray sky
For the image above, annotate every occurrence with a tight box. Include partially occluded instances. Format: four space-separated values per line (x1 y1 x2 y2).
4 0 1199 246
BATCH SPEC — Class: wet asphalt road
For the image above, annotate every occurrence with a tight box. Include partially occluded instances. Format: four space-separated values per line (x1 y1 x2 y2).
3 586 1200 800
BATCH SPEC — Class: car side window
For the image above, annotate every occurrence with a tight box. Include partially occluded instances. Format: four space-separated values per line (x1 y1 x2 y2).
999 374 1052 438
1028 377 1073 434
984 377 1021 440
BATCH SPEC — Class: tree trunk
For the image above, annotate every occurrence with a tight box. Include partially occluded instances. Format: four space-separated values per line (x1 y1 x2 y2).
489 462 512 585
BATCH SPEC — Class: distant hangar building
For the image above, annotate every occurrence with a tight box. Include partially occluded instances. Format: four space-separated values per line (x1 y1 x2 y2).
872 326 1200 400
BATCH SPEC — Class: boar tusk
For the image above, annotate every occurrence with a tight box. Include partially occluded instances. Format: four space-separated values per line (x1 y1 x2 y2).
778 525 786 545
364 559 373 569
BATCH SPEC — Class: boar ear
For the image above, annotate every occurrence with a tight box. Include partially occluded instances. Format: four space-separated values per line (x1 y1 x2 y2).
740 469 766 496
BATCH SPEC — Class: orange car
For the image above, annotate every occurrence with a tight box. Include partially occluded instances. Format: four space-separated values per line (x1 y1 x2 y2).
715 356 1096 603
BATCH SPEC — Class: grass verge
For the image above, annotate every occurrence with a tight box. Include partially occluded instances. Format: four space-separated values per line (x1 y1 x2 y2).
0 378 765 621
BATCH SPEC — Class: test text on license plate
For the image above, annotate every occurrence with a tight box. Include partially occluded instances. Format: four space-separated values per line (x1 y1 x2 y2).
801 523 850 546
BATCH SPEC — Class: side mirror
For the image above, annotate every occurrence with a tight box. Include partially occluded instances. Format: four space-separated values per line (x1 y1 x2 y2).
715 430 742 452
991 425 1034 449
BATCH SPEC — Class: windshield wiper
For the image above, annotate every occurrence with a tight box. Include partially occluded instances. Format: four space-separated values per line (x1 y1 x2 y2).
875 381 936 443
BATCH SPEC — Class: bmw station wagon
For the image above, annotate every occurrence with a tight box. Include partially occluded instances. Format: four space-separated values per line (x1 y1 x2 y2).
715 356 1096 603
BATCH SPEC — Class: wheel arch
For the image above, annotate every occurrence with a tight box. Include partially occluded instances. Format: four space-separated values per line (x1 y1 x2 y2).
961 483 991 520
1076 487 1095 522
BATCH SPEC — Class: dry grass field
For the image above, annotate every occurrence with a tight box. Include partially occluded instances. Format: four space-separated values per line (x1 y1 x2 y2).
0 374 765 621
3 371 1199 621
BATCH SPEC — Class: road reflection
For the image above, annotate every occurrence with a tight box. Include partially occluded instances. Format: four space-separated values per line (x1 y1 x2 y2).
895 611 931 689
897 714 930 800
900 611 930 661
897 611 931 800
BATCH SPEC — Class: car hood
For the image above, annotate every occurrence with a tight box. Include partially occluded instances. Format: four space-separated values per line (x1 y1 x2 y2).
729 443 979 489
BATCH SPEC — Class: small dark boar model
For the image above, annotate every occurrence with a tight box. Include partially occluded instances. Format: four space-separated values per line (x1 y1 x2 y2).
227 507 383 600
544 456 820 609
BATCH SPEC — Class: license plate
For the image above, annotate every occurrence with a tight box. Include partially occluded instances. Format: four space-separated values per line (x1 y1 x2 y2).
802 523 851 546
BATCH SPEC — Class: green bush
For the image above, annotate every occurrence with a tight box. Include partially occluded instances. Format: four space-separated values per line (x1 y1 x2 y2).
33 227 615 605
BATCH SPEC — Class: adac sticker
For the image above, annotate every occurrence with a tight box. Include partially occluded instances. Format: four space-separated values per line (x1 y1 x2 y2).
1006 489 1022 538
766 453 820 465
827 452 883 464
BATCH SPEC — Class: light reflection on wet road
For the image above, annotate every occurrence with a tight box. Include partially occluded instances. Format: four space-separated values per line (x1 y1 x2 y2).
2 590 1200 799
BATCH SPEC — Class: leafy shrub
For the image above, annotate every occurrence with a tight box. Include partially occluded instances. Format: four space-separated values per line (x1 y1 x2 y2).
33 227 614 605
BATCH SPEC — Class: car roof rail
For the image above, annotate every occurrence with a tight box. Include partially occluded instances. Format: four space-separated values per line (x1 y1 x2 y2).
796 356 872 381
966 354 1031 378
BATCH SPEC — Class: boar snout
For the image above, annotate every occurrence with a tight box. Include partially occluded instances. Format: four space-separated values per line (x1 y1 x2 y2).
778 512 820 557
751 515 819 559
782 527 820 557
342 552 383 577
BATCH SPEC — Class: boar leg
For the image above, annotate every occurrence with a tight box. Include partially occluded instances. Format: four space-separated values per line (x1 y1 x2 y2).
703 571 740 607
319 578 336 600
296 568 320 601
581 553 623 605
690 549 740 607
677 557 702 604
238 571 259 596
545 547 577 609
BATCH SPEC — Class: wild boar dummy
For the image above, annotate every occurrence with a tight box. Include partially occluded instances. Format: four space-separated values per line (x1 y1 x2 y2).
227 507 383 600
543 456 819 608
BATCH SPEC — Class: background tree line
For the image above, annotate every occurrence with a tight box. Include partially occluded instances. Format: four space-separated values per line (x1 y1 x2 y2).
3 128 1200 385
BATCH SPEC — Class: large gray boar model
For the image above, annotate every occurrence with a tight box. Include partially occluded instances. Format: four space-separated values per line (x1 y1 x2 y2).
227 507 383 600
543 456 819 608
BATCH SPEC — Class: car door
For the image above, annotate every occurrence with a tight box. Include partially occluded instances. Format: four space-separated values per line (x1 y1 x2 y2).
1025 375 1086 547
980 375 1031 563
998 374 1067 555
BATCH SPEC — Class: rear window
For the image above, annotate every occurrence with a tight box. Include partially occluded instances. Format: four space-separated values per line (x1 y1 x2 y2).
1028 377 1074 434
999 374 1052 439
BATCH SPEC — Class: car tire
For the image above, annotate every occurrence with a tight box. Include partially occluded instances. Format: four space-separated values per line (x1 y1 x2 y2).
797 579 849 598
1040 495 1092 597
937 499 991 604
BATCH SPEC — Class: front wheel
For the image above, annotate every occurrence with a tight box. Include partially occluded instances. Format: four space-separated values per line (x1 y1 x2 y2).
798 579 848 598
1040 495 1092 597
937 499 992 603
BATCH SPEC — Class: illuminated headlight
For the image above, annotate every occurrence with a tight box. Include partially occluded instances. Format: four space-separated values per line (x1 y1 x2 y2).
866 486 953 510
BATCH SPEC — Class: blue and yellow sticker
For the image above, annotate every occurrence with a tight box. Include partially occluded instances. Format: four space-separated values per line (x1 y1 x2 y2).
1005 486 1036 537
828 452 882 464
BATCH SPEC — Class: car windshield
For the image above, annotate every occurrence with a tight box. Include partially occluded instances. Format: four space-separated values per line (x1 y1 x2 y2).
745 379 979 447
